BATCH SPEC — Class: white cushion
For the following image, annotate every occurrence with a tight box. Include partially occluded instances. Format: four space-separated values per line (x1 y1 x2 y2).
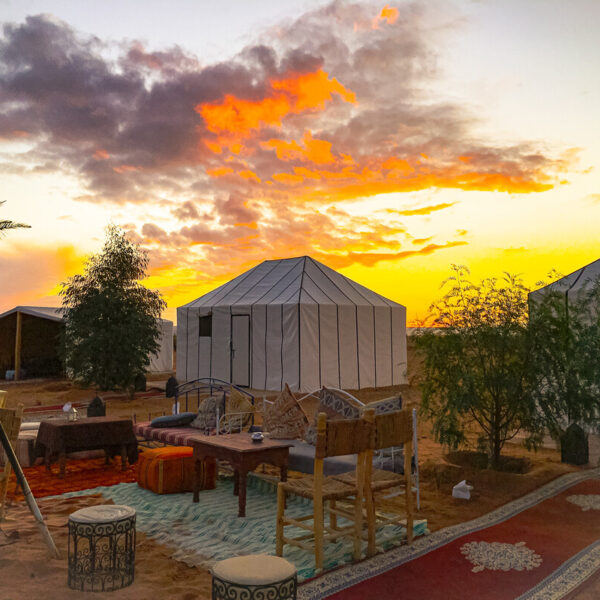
20 422 41 431
212 554 296 585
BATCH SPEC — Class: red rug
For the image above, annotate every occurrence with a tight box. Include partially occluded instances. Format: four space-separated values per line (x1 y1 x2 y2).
301 470 600 600
6 457 137 501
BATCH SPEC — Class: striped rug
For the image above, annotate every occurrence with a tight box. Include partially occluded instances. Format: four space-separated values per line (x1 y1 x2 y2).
54 473 427 581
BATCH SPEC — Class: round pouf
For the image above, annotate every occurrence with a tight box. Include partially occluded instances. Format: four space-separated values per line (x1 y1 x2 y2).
68 504 136 592
212 554 297 600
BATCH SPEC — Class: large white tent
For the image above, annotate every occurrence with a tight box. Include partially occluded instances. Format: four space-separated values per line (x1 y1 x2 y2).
176 256 407 392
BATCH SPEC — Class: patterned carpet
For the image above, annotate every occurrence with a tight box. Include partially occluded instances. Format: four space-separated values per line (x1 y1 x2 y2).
300 468 600 600
5 457 137 500
52 473 427 581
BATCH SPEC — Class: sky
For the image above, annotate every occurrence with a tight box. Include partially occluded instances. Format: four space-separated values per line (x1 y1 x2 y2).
1 0 599 324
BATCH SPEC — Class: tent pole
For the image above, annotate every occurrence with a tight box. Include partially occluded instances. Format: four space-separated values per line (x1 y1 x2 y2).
0 421 60 558
14 311 22 381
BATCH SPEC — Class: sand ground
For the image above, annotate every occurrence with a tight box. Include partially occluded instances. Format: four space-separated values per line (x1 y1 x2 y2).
1 360 598 599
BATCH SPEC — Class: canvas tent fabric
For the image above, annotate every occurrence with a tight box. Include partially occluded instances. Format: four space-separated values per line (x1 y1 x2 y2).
176 256 407 392
0 306 173 375
529 258 600 305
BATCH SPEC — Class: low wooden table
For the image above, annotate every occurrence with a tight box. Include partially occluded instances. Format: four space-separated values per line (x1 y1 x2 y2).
190 434 292 517
35 417 138 477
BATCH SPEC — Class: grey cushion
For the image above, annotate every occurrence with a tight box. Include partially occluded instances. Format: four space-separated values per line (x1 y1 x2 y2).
281 439 357 476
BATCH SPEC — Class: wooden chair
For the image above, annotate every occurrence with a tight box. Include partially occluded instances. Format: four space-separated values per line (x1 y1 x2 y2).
333 408 415 557
0 403 24 520
275 412 372 571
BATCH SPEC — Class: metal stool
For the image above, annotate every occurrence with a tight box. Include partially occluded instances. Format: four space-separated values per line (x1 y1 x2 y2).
68 504 136 592
212 554 297 600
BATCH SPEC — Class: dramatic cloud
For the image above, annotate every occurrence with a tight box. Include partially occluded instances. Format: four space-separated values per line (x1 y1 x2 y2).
0 2 571 301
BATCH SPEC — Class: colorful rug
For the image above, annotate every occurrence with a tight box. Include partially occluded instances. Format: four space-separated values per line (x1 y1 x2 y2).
300 468 600 600
6 457 137 500
51 473 427 581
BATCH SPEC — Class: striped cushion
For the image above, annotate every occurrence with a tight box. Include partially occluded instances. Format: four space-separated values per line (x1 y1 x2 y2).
134 422 202 446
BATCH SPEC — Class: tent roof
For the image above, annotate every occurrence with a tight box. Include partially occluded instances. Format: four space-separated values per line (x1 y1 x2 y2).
0 306 65 322
183 256 404 308
0 305 173 325
529 258 600 301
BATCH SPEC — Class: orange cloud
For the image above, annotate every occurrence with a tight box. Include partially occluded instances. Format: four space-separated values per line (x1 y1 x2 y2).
373 5 399 29
197 69 356 152
239 169 261 182
386 202 457 216
93 149 110 160
262 131 338 165
207 166 233 177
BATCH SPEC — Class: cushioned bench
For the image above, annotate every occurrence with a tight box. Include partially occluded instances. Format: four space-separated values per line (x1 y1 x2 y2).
133 422 203 446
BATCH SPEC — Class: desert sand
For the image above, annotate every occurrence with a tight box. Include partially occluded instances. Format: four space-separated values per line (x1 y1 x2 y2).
1 351 598 599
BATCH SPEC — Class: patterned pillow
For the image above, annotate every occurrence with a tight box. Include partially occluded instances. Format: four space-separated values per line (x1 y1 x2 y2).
190 395 223 431
263 384 309 440
364 395 403 415
304 387 362 445
222 388 254 431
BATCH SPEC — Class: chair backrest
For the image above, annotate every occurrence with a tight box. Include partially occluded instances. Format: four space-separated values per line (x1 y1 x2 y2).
371 409 413 450
314 412 372 460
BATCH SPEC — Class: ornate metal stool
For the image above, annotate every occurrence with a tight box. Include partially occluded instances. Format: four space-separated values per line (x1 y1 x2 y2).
212 554 297 600
68 504 136 592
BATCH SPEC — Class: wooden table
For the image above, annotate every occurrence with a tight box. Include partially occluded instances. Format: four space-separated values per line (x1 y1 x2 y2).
190 434 292 517
35 417 138 477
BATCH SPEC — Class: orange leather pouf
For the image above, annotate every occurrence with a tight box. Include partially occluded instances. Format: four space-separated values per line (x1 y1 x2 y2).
137 446 216 494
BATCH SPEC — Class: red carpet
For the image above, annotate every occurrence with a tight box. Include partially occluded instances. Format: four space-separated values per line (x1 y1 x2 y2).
301 471 600 600
6 457 137 500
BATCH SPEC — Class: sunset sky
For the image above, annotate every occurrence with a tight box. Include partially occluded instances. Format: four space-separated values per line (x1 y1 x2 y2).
1 0 599 324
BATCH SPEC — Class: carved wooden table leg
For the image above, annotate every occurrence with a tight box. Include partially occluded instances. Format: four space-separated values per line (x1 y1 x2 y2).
193 454 204 503
233 469 239 496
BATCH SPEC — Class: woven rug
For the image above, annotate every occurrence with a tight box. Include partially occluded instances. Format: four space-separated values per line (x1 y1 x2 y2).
300 468 600 600
53 474 427 581
5 457 137 500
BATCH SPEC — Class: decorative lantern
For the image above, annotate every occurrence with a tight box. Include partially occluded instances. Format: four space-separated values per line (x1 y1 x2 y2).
68 406 79 422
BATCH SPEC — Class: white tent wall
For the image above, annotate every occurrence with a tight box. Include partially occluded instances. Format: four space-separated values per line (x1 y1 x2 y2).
251 304 267 389
391 305 407 385
148 319 174 372
211 306 230 382
319 304 339 388
281 304 300 390
299 303 320 392
338 304 359 389
374 305 392 386
357 305 376 388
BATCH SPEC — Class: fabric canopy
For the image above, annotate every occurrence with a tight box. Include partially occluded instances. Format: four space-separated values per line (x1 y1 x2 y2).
176 256 407 392
529 258 600 305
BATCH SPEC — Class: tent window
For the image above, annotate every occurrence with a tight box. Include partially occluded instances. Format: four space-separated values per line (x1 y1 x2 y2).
199 315 212 337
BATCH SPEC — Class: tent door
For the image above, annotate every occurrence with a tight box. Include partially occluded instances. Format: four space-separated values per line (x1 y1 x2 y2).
230 315 250 387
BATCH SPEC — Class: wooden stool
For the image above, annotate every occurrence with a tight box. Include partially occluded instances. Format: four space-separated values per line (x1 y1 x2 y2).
211 554 297 599
68 505 136 592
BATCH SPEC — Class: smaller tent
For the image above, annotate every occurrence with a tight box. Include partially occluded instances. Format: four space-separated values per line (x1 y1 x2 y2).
529 258 600 326
0 306 173 379
529 258 600 306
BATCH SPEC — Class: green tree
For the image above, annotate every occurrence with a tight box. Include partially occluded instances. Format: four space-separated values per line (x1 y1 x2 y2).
528 274 600 442
0 201 30 236
60 225 166 396
415 266 540 468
